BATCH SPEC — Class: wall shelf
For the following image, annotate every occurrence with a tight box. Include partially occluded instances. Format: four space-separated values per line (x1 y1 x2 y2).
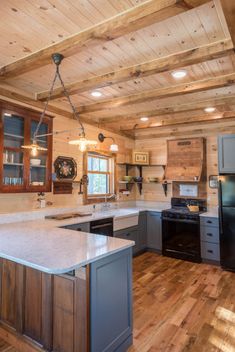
117 163 166 195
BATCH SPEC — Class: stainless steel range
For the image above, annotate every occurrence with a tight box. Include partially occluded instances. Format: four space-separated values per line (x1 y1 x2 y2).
162 198 207 263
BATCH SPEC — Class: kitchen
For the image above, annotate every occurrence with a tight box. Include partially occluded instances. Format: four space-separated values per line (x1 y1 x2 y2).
0 0 235 351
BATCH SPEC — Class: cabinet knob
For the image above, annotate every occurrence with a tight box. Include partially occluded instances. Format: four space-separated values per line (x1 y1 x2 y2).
207 250 213 254
207 220 212 224
207 233 213 237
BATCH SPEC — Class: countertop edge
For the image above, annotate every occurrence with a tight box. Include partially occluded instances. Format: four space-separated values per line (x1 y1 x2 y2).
0 240 135 275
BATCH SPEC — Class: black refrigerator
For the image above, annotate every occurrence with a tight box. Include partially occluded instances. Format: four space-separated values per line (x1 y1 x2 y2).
219 175 235 271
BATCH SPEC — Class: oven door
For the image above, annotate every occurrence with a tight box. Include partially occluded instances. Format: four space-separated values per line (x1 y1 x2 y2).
162 217 201 263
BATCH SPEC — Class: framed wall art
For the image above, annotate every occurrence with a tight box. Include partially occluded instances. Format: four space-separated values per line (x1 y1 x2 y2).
132 151 149 165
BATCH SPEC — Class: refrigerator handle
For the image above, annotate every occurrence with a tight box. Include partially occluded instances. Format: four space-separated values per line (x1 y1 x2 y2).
218 179 223 235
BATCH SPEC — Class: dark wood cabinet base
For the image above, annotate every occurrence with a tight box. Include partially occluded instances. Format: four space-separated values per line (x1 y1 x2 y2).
0 259 89 352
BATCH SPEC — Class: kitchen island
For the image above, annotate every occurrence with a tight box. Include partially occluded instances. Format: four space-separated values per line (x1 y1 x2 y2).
0 221 134 352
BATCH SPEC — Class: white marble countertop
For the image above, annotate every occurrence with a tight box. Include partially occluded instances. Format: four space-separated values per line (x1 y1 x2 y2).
0 221 135 275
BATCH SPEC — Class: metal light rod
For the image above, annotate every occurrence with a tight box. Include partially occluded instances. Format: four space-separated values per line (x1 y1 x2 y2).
35 126 83 139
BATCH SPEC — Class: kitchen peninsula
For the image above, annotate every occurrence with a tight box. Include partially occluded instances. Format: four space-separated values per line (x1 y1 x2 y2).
0 216 134 352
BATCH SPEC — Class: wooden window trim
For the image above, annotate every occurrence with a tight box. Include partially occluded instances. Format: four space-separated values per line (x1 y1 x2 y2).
83 150 117 205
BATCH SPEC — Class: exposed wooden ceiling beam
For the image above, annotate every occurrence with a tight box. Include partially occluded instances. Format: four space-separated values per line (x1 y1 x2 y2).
135 119 235 139
0 0 207 80
36 39 233 101
78 73 235 114
122 111 235 133
98 95 235 124
220 0 235 45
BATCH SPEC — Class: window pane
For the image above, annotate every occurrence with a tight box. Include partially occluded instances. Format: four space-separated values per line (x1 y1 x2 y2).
88 173 109 194
88 155 108 172
99 158 108 172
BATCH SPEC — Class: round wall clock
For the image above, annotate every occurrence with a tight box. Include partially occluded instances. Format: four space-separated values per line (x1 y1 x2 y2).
54 156 77 180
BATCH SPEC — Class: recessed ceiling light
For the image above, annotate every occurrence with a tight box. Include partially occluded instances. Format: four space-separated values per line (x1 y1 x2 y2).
171 70 187 79
91 91 102 97
140 117 149 122
204 107 216 113
4 113 12 117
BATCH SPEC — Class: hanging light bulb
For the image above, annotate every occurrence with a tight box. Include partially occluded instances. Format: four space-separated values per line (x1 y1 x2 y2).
31 145 38 156
22 140 47 155
69 133 97 152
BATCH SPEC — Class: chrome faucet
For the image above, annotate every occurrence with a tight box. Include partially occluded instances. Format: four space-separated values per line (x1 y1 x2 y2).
102 193 117 210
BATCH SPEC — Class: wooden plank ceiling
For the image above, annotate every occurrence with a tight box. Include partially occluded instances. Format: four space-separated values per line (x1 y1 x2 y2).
0 0 235 139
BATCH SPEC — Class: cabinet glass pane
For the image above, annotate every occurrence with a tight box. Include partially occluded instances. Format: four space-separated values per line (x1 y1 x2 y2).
3 150 23 165
31 120 48 148
30 166 46 186
3 114 24 148
3 165 24 186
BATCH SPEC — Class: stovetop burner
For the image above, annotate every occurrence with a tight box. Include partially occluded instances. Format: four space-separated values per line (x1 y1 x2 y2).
162 197 207 220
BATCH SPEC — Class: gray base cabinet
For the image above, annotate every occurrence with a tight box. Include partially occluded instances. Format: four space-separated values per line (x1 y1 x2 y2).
218 134 235 174
114 226 139 255
200 216 220 263
90 248 133 352
147 212 162 251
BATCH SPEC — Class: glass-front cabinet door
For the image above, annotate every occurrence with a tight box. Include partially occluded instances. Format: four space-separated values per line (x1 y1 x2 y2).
0 103 52 193
29 120 49 189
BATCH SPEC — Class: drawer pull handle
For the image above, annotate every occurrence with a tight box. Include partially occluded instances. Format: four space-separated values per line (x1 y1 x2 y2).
126 233 130 237
207 220 212 224
76 228 82 231
207 250 213 254
207 233 213 237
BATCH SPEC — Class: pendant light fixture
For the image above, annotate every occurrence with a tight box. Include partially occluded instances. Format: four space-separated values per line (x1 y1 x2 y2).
98 133 119 152
22 53 97 154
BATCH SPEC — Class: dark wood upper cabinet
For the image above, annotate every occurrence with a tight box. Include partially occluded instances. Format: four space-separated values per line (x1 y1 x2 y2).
0 102 53 193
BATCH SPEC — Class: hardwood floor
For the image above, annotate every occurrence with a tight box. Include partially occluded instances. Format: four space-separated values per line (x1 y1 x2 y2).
129 252 235 352
0 339 17 352
1 252 235 352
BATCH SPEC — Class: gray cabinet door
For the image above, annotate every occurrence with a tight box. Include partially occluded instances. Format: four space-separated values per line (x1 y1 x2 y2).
90 248 133 352
138 211 147 251
147 212 162 250
114 227 139 255
218 135 235 174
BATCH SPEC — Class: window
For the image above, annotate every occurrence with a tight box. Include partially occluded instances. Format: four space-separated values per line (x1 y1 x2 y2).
87 152 114 196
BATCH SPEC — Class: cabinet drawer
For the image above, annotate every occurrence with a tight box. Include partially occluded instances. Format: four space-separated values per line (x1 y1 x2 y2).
114 228 138 254
200 226 219 244
200 217 219 227
201 242 220 261
114 229 137 242
61 222 90 232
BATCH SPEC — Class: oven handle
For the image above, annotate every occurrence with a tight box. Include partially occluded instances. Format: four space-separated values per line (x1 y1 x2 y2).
162 217 199 224
91 223 113 230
